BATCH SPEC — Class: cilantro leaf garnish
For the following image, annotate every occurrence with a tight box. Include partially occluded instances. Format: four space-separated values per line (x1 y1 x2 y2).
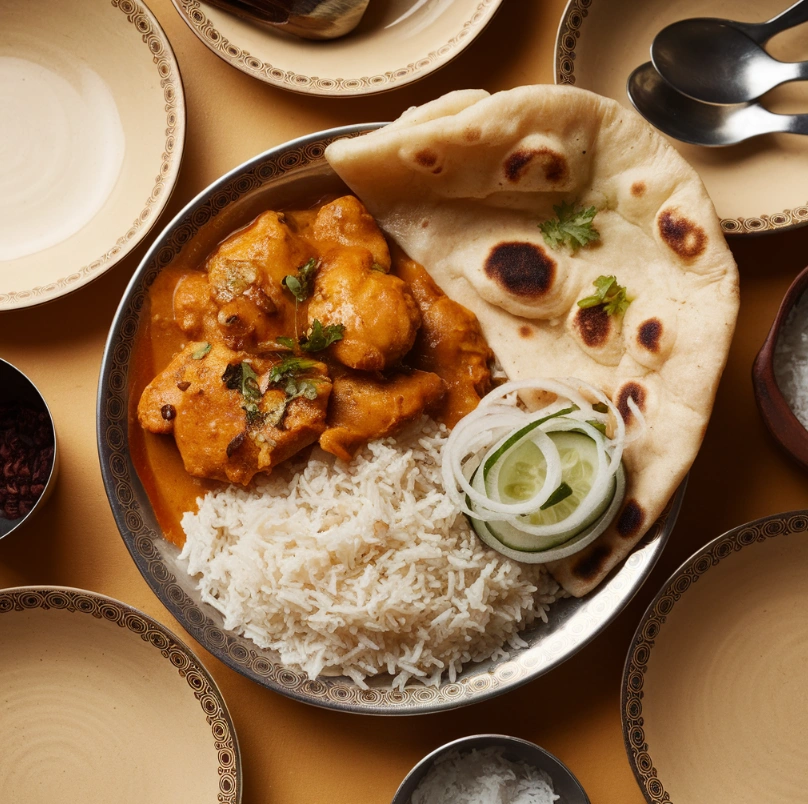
191 342 211 360
577 275 632 316
539 202 600 252
299 320 344 352
222 361 264 424
281 257 319 302
275 336 297 350
267 356 319 386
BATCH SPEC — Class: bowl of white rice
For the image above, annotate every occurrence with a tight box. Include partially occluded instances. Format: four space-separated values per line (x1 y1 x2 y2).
391 734 590 804
98 125 687 714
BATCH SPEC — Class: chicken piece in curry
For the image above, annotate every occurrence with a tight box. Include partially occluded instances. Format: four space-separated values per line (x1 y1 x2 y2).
136 195 494 493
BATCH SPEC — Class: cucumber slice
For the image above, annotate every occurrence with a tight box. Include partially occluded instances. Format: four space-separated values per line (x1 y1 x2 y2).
485 430 610 545
472 463 626 564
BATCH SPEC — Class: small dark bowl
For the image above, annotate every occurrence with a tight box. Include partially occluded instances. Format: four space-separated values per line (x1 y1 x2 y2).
390 734 590 804
0 359 58 541
753 265 808 471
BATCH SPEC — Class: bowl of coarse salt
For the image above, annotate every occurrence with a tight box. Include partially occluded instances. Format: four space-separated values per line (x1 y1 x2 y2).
390 734 590 804
753 265 808 470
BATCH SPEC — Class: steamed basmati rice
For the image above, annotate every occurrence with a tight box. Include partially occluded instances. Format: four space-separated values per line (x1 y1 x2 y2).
411 747 559 804
180 418 560 689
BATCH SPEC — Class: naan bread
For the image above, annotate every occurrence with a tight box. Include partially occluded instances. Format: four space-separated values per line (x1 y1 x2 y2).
325 86 739 597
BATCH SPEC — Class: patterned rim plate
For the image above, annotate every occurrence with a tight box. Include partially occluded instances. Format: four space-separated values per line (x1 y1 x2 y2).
554 0 808 236
0 586 240 802
0 0 185 310
97 124 687 715
170 0 503 97
622 511 808 802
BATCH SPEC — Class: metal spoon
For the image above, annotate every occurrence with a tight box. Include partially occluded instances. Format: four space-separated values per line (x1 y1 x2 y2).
204 0 371 40
651 0 808 104
627 62 808 146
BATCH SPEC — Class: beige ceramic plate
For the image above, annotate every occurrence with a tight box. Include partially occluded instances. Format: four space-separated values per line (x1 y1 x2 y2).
0 0 185 310
170 0 503 96
623 511 808 803
0 587 239 803
555 0 808 235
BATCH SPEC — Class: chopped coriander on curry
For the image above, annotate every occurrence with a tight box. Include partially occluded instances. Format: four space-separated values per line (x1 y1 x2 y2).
268 356 319 386
191 342 211 360
539 202 600 252
300 320 345 352
222 361 264 424
282 257 319 302
275 321 345 353
577 275 632 316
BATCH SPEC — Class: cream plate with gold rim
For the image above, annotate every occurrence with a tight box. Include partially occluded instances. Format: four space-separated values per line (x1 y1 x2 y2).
0 0 185 310
623 511 808 803
555 0 808 235
170 0 503 96
0 587 240 803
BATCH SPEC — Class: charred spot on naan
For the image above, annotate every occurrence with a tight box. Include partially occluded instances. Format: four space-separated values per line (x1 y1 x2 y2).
574 304 611 348
638 318 663 352
658 209 707 259
616 382 646 422
569 542 613 583
519 325 534 338
617 499 645 538
484 242 555 298
630 181 646 197
504 147 568 185
414 148 443 174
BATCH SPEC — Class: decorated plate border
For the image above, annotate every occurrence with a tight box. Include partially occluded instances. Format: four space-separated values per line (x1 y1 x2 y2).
98 124 687 715
621 510 808 802
554 0 808 236
0 586 240 802
170 0 502 97
0 0 186 311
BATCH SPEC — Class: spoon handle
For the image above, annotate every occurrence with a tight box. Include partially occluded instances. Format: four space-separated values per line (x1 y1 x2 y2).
743 0 808 43
784 113 808 136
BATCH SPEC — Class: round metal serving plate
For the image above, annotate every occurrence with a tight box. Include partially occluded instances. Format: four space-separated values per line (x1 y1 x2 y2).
98 124 687 715
621 511 808 802
554 0 808 236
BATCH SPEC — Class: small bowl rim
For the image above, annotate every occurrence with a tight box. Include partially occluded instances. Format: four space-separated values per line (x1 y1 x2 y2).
390 733 591 804
752 264 808 470
0 358 59 541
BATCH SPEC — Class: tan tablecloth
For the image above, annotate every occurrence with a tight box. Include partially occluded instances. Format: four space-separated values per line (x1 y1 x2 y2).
2 1 808 801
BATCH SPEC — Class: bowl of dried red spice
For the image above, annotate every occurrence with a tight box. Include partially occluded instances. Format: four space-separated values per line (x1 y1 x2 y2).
0 359 57 540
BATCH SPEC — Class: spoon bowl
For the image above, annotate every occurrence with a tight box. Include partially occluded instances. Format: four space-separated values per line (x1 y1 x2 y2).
652 19 808 105
627 62 797 146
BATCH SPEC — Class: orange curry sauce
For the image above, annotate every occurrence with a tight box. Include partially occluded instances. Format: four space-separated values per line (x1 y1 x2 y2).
129 198 492 547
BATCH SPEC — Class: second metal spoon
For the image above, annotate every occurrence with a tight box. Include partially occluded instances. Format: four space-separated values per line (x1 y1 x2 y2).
627 62 808 146
651 0 808 104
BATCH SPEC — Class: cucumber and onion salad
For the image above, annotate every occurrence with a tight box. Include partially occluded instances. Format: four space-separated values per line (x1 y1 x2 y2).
442 379 640 563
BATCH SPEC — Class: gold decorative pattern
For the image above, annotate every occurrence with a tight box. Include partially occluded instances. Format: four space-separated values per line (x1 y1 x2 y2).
0 586 240 802
98 127 686 714
0 0 185 309
171 0 501 96
621 511 808 803
554 0 808 235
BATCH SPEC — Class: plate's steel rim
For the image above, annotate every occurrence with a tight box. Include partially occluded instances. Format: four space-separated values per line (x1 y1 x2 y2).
621 510 808 803
553 0 808 237
97 124 686 715
0 585 241 802
169 0 503 98
0 0 187 311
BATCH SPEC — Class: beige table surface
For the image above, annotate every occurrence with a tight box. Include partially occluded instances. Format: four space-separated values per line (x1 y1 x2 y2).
2 1 808 802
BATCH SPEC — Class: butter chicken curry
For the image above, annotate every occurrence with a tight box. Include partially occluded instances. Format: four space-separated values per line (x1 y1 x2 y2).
133 196 493 543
